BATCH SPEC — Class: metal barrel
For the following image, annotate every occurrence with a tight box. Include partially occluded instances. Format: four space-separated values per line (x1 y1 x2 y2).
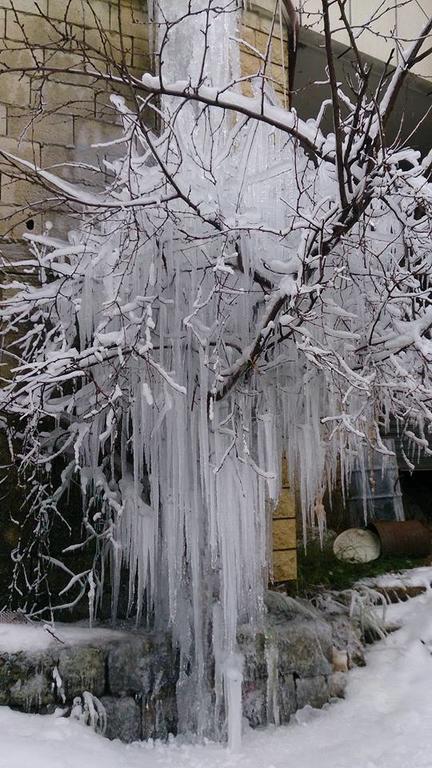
367 520 432 558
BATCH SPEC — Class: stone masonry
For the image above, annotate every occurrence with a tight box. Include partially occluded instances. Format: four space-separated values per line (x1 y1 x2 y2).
0 594 354 743
0 0 291 237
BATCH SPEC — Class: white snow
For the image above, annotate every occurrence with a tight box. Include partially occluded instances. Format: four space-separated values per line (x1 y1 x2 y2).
358 566 432 592
2 590 432 768
0 623 125 653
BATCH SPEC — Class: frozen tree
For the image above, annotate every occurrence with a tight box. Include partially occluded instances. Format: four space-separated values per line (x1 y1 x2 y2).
1 0 432 747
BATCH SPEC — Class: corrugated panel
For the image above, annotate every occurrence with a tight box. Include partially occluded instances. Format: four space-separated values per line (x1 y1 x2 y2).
347 439 405 526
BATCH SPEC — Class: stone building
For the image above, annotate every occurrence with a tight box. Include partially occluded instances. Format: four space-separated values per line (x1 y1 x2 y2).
2 1 432 591
298 0 432 81
0 2 298 594
0 0 293 238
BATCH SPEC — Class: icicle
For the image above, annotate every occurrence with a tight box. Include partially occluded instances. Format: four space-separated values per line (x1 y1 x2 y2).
223 652 244 752
265 639 280 726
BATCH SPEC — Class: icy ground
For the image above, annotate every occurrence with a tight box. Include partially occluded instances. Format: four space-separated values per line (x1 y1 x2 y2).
2 584 432 768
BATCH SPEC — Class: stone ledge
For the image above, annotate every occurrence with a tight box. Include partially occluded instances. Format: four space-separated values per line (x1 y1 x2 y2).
0 606 353 742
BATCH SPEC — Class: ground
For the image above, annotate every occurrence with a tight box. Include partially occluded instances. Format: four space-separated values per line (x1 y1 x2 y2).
1 579 432 768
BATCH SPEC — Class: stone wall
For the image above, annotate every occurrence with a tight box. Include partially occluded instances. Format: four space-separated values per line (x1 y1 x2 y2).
0 594 362 742
0 0 150 238
0 1 294 609
242 0 290 104
0 1 290 238
271 459 298 582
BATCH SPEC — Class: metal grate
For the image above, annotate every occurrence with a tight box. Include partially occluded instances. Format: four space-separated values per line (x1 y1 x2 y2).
0 610 29 624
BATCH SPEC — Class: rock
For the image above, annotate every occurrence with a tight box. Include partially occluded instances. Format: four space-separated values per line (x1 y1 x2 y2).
58 646 105 699
239 616 332 681
269 617 333 678
238 630 267 681
295 675 330 710
108 638 153 696
102 696 142 742
264 591 319 621
108 635 176 698
0 611 346 740
242 680 266 727
0 651 56 711
242 669 296 728
277 673 297 721
332 647 348 673
329 671 347 699
142 693 177 740
328 615 365 668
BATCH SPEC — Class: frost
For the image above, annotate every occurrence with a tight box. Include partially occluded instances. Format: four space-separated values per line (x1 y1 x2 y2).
71 692 107 736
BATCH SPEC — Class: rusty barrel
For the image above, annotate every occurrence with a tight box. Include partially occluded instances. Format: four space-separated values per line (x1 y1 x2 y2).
367 520 431 558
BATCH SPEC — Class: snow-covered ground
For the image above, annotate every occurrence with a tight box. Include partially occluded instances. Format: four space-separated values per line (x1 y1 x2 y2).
358 565 432 592
2 587 432 768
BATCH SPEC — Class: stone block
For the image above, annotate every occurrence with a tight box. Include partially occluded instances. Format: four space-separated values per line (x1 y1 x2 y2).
142 693 177 740
47 0 109 28
5 10 60 46
0 44 45 72
269 37 288 67
272 548 297 582
256 17 288 43
277 673 296 721
113 5 149 40
108 637 156 696
0 1 48 13
242 666 295 728
240 614 333 683
30 78 95 115
0 104 6 135
241 52 261 79
0 203 42 238
328 614 365 668
0 135 41 163
242 679 266 728
40 50 97 87
8 109 74 147
295 675 330 710
131 50 152 77
57 646 105 699
329 671 347 699
267 617 333 678
273 490 296 518
73 115 121 149
84 27 133 66
0 650 57 711
272 517 296 549
102 695 141 742
238 628 267 681
0 72 31 107
239 24 256 49
0 175 41 206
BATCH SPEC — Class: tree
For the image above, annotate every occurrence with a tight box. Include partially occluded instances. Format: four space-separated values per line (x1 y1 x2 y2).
1 0 432 747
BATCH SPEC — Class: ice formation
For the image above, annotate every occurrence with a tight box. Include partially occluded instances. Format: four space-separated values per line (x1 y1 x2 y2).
2 0 432 749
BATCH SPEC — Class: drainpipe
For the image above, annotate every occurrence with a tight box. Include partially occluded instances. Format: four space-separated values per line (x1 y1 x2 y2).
281 0 300 100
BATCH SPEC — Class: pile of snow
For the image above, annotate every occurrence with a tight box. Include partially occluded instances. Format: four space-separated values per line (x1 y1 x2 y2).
2 588 432 767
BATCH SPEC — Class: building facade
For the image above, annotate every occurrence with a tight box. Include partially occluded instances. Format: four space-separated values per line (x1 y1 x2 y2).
0 1 291 238
298 0 432 81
